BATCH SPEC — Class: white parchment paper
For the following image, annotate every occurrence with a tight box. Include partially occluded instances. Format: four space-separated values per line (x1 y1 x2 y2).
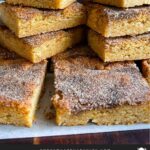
0 75 149 140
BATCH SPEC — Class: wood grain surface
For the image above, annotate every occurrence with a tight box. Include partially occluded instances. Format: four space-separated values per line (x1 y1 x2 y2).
0 129 149 144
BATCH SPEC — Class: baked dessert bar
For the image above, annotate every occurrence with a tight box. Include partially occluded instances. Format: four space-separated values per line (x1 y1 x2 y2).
142 59 150 85
0 2 86 38
0 46 47 127
92 0 150 8
52 46 150 126
87 4 150 37
88 29 150 62
0 25 84 63
6 0 76 9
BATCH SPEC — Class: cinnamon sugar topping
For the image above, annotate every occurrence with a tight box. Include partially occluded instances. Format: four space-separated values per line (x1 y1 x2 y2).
53 46 150 113
88 4 150 20
1 2 86 21
0 46 47 101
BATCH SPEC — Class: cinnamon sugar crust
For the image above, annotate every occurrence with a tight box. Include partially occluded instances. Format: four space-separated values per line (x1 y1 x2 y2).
0 61 46 102
89 4 150 20
0 46 47 102
88 4 150 21
0 46 20 60
1 2 85 21
52 46 150 114
0 46 47 127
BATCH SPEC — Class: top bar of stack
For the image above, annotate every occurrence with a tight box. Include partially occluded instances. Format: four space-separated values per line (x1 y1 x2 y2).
87 4 150 37
6 0 76 9
87 0 150 62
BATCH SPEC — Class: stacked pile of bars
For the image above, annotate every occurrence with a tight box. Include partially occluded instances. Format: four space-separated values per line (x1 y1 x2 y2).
87 0 150 62
0 0 149 127
0 0 86 127
0 0 86 63
86 0 150 86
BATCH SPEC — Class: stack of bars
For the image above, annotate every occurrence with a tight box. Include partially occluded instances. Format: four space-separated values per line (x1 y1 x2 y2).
87 0 150 62
87 0 150 85
87 0 150 90
0 0 149 128
0 0 86 63
0 0 86 127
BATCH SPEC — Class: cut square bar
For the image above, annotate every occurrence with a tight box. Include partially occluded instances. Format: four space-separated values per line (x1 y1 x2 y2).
0 46 47 127
0 25 84 63
88 29 150 62
87 4 150 37
0 2 86 38
52 46 150 126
